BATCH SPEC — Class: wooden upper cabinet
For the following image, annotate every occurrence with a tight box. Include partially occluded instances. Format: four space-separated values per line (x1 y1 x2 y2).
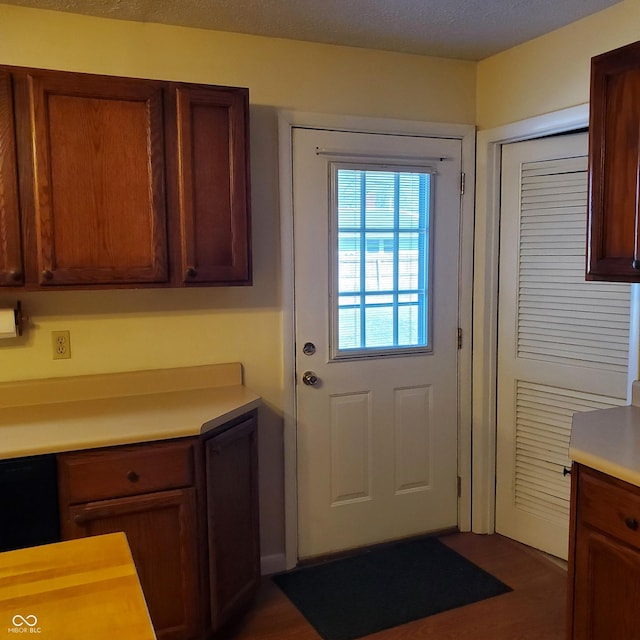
587 40 640 281
171 85 251 285
0 70 23 286
23 71 169 286
0 64 252 290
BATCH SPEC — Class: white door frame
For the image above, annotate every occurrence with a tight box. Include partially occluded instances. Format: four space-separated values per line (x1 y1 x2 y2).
472 103 640 535
278 111 475 568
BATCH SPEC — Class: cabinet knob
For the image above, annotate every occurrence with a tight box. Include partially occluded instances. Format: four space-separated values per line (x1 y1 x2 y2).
127 470 140 483
185 266 198 279
625 517 639 531
633 260 640 270
9 269 22 282
73 514 87 526
41 269 54 281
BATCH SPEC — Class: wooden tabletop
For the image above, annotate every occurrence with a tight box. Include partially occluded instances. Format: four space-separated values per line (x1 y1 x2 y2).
0 532 156 639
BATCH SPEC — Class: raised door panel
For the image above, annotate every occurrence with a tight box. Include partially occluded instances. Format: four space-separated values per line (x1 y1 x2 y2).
588 40 640 281
24 70 168 286
205 414 260 631
0 70 23 286
173 85 251 285
61 488 201 640
572 524 640 640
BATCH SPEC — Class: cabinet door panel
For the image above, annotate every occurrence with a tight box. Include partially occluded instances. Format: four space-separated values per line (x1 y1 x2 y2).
0 70 23 286
174 85 251 285
26 71 168 285
573 525 640 640
62 488 200 640
588 41 640 281
205 415 260 631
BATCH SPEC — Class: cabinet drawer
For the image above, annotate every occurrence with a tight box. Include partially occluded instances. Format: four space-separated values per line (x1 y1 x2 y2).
58 438 196 504
578 467 640 548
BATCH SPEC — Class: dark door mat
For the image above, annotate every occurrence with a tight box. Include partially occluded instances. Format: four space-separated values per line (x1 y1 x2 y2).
272 536 512 640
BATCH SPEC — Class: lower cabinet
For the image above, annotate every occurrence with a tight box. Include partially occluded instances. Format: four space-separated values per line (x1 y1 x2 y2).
567 464 640 639
57 411 259 640
64 489 201 640
204 414 260 632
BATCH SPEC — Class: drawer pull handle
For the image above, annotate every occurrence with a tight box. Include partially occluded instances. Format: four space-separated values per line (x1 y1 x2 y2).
127 470 140 482
625 517 639 531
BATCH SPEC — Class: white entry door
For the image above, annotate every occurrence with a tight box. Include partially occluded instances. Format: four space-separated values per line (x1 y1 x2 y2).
495 133 631 559
293 127 462 559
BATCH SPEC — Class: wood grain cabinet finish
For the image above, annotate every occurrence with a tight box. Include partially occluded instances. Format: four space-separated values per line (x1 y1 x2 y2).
0 64 252 290
170 85 251 285
587 40 640 281
22 70 168 286
204 413 260 632
0 70 23 286
58 439 202 640
567 464 640 639
57 412 260 640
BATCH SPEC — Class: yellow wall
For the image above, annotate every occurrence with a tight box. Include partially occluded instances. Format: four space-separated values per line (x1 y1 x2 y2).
4 0 638 562
477 0 640 129
0 3 476 560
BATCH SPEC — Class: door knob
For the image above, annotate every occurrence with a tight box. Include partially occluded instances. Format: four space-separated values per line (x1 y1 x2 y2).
302 371 319 386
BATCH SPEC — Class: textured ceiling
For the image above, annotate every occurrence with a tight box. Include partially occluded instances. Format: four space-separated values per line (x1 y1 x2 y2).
0 0 623 60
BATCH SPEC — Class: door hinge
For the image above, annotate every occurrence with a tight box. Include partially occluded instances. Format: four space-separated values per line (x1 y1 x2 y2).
457 476 462 497
460 172 466 196
457 327 463 350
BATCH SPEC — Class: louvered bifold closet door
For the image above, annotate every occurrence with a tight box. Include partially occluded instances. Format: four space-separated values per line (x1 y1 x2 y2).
496 133 630 560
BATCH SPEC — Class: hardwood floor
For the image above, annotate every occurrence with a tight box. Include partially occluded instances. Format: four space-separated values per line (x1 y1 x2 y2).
218 533 567 640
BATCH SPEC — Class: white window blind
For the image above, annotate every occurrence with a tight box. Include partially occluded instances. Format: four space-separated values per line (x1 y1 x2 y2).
332 164 432 358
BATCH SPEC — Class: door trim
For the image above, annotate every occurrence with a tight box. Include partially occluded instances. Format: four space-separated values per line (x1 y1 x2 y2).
278 111 475 568
472 103 640 535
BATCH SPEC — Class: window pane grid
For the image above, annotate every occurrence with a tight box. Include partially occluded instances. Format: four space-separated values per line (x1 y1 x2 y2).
335 166 431 354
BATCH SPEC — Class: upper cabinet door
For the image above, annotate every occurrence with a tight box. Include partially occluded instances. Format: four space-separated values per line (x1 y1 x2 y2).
25 71 169 286
173 85 251 285
588 40 640 282
0 70 23 286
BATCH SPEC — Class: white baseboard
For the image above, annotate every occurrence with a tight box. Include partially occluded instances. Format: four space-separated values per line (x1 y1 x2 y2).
261 552 287 576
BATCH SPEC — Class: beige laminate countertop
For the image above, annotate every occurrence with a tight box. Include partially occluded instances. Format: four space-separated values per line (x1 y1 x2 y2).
0 363 261 459
570 388 640 488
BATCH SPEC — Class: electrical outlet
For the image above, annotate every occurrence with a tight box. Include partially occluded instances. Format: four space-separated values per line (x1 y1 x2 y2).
52 330 71 360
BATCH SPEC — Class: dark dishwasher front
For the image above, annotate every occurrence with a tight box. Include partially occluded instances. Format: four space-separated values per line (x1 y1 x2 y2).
0 453 60 552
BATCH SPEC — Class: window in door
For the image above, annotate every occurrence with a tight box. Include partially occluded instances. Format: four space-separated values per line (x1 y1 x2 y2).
330 164 433 359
